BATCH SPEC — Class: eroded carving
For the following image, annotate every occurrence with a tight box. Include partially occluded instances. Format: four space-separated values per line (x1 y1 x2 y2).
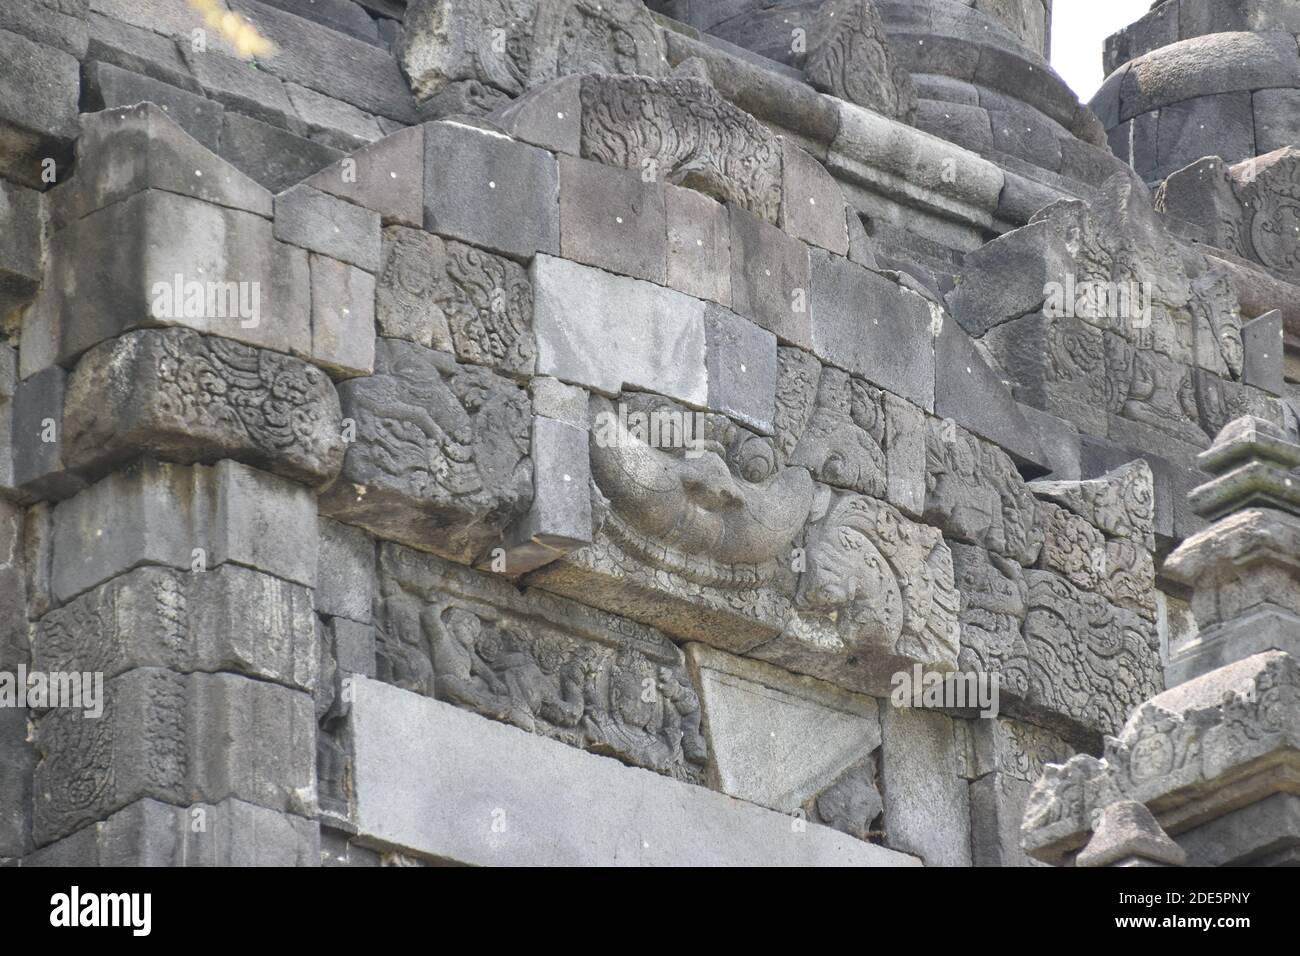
321 339 533 564
579 74 784 223
377 542 707 781
804 0 916 123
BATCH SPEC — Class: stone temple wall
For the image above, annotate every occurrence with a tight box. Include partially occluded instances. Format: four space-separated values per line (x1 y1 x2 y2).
0 0 1297 868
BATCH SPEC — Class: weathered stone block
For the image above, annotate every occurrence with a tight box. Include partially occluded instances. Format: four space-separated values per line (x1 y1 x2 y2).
665 184 731 306
527 377 587 430
309 254 376 378
183 46 296 129
486 75 582 155
881 707 972 867
35 563 318 692
780 141 849 255
32 668 316 844
303 125 423 227
217 111 343 193
63 328 345 487
0 26 80 188
81 62 224 154
330 617 375 678
0 179 44 327
532 255 707 406
809 250 936 412
285 81 383 151
559 155 667 284
704 304 777 435
491 415 592 575
51 459 318 603
1157 92 1255 174
1241 310 1285 397
0 499 27 664
346 675 916 865
729 207 811 348
316 517 375 624
946 219 1075 337
0 706 33 858
935 318 1049 472
11 365 85 502
46 189 312 365
61 100 260 230
424 121 559 261
0 0 88 59
25 797 319 867
275 185 381 273
227 0 416 121
319 339 532 565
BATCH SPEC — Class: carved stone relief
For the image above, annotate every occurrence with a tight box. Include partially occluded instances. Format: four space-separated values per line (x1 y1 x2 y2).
401 0 664 110
377 542 707 782
579 74 784 224
528 393 814 653
320 339 533 565
804 0 917 123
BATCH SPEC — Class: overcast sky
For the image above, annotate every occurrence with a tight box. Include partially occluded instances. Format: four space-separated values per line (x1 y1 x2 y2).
1050 0 1155 102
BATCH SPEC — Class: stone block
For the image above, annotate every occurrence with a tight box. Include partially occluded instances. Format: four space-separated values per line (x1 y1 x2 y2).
25 797 319 867
257 0 380 45
32 668 316 844
1253 88 1300 155
532 255 707 406
424 121 560 261
687 644 880 817
0 26 81 187
946 219 1074 337
45 189 312 365
275 185 381 273
665 184 731 306
880 707 972 867
915 100 994 155
703 304 777 435
970 774 1041 867
780 142 849 255
728 207 811 347
303 125 423 227
375 227 535 376
35 563 318 692
319 339 532 565
82 61 224 153
50 103 271 229
11 366 85 503
309 254 377 378
329 617 375 678
51 458 318 604
1241 310 1285 397
486 75 582 156
217 112 343 193
227 0 416 122
1017 403 1081 480
63 328 345 488
0 179 43 326
182 48 296 130
935 318 1049 472
809 250 935 411
528 377 587 430
559 155 667 284
0 0 88 59
1120 30 1300 121
285 81 383 151
491 415 592 575
0 707 33 858
1157 92 1256 174
0 499 26 664
883 391 927 519
86 12 201 94
316 517 375 624
346 675 918 866
21 501 51 622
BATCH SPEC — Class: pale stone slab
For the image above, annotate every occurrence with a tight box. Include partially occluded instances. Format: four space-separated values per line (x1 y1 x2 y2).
881 707 972 867
532 254 708 407
687 644 880 814
348 677 919 866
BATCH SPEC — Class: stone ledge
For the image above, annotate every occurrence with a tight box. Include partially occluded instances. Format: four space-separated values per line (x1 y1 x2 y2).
346 676 920 866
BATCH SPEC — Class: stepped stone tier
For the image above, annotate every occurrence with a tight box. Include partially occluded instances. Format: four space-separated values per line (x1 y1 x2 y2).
0 0 1296 868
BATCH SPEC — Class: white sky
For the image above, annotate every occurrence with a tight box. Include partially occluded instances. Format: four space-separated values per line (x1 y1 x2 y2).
1050 0 1157 102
